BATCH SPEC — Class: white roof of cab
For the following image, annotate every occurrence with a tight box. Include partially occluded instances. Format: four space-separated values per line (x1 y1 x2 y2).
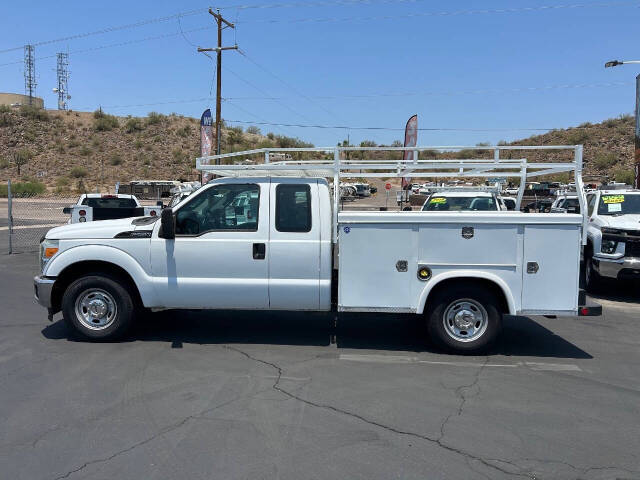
429 191 494 198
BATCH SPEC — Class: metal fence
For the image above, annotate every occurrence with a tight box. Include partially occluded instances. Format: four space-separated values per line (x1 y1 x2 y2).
3 181 72 254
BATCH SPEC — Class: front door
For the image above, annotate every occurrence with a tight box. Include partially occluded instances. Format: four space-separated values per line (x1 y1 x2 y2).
150 180 269 309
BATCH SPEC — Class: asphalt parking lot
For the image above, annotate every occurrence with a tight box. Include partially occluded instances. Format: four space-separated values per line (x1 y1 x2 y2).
1 253 640 480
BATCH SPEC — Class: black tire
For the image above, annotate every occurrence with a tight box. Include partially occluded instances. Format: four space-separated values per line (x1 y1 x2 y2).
426 285 502 353
583 252 603 294
62 274 134 341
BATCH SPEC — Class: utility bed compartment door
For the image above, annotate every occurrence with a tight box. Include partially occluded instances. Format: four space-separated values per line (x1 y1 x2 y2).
338 223 414 310
521 224 581 312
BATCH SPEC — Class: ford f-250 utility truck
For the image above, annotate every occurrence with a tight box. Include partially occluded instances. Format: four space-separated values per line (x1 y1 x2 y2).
34 145 601 353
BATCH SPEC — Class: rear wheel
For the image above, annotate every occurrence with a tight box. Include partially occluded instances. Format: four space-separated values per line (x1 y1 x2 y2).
62 274 134 341
426 285 502 353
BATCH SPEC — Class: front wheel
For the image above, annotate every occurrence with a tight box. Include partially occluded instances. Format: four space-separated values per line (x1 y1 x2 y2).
583 254 603 293
426 286 502 353
62 275 134 341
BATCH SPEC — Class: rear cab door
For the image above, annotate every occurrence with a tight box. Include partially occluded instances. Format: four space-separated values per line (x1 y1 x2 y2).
268 179 322 310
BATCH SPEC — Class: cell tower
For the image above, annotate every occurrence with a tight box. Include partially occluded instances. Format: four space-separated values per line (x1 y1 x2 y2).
23 45 36 105
54 53 70 110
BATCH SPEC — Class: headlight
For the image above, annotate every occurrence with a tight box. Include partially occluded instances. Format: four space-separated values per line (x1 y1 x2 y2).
601 239 618 254
40 239 59 273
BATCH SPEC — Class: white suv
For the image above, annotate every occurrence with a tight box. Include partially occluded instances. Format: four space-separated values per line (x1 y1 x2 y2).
584 189 640 290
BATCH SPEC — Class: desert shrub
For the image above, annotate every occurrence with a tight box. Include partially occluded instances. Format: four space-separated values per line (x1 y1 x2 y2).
0 181 46 196
0 105 10 113
91 137 101 148
566 130 590 144
79 146 92 157
613 168 635 185
142 157 151 166
134 139 143 149
69 166 88 178
593 152 618 169
578 122 592 128
124 117 144 133
68 139 80 148
93 109 119 131
109 154 123 166
19 105 49 121
602 118 618 128
56 176 70 187
0 157 9 169
0 112 14 127
246 126 261 135
146 111 165 126
176 125 191 138
267 132 275 140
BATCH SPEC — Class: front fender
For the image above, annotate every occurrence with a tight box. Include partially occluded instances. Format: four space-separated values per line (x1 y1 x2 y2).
416 270 516 315
44 244 157 307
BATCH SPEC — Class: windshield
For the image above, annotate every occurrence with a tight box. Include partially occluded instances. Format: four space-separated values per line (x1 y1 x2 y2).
598 193 640 215
82 197 137 208
423 195 497 211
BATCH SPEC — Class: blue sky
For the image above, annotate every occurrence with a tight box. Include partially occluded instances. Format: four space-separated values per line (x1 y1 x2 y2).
1 0 639 146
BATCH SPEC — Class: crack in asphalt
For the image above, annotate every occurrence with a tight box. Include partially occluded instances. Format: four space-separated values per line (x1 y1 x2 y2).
51 395 243 480
438 356 489 443
222 345 535 480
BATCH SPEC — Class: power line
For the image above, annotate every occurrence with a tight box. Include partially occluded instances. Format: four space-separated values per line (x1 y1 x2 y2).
237 48 345 123
234 0 638 24
0 26 216 68
225 65 316 122
75 78 632 110
212 119 582 132
0 8 207 54
223 81 634 100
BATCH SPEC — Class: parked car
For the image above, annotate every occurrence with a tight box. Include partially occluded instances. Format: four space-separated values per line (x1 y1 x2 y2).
62 194 162 223
422 191 503 212
551 194 580 213
521 198 554 213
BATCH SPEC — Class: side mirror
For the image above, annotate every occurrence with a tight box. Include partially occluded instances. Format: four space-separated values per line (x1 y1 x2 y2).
159 208 175 239
62 207 71 214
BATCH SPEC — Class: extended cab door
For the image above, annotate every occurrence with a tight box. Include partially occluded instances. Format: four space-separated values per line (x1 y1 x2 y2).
268 179 321 310
150 179 269 309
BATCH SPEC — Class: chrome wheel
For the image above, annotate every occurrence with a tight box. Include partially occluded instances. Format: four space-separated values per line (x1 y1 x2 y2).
74 289 117 330
442 298 488 343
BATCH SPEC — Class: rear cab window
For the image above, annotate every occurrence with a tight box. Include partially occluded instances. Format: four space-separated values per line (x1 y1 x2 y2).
82 197 138 208
276 184 311 232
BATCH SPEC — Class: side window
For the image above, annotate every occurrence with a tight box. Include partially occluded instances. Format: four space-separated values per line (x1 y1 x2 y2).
276 184 311 233
175 184 259 235
587 194 596 217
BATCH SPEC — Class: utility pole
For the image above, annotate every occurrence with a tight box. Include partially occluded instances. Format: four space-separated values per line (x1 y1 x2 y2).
605 60 640 188
197 9 238 162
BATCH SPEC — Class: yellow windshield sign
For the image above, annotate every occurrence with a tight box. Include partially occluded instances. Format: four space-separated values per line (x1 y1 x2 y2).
602 195 625 204
430 197 447 204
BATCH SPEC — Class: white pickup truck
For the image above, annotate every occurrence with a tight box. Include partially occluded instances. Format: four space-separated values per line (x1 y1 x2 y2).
63 193 162 223
583 188 640 290
34 146 601 353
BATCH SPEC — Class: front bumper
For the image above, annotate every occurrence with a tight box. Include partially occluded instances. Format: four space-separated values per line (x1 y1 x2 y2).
593 256 640 280
34 275 55 309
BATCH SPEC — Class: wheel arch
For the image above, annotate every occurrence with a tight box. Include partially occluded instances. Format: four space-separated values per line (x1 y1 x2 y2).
46 245 155 313
416 272 515 316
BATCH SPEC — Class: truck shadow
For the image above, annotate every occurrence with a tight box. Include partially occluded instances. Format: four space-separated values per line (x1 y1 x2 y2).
42 310 592 359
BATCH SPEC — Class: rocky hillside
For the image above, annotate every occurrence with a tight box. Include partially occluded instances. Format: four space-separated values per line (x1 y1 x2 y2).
0 105 311 193
0 105 636 193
